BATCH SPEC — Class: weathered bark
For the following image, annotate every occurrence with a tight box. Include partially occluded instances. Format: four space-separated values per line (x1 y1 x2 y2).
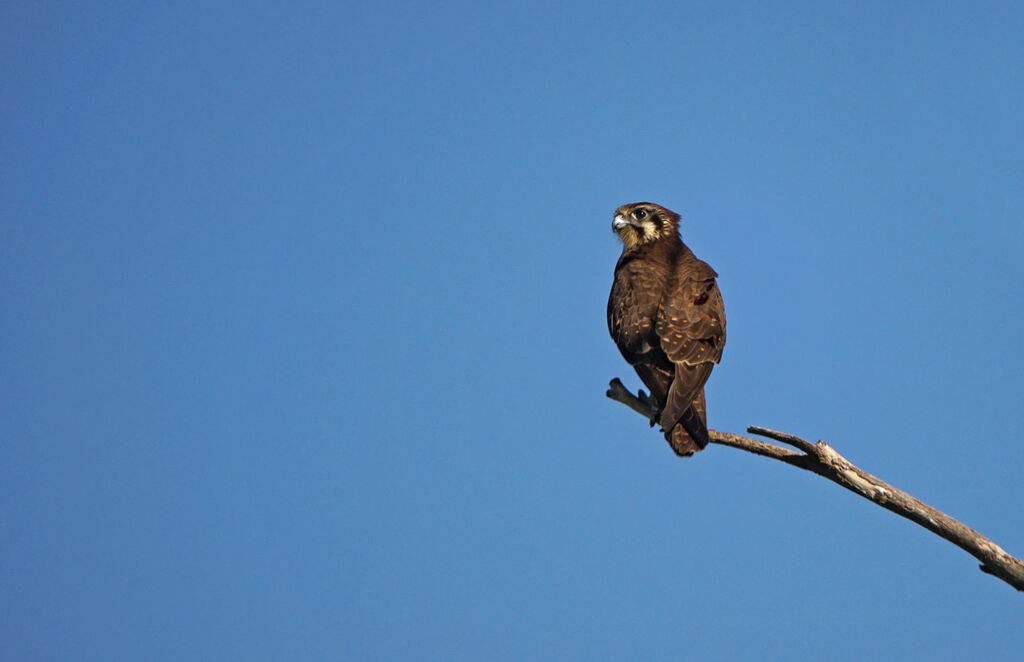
606 377 1024 592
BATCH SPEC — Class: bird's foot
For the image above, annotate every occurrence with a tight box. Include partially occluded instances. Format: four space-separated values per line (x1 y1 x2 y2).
637 390 662 427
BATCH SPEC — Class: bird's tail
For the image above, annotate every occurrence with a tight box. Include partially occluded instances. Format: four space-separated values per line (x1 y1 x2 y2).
664 391 709 457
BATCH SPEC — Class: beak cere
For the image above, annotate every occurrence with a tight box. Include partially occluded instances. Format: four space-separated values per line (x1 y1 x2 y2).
612 214 630 231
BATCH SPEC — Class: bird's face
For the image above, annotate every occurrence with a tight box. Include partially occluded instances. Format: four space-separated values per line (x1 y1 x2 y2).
612 202 677 250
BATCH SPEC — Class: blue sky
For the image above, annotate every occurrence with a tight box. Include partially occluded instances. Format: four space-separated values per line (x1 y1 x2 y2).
3 1 1023 660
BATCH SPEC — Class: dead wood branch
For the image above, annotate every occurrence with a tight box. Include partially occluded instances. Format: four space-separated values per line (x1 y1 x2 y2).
606 377 1024 592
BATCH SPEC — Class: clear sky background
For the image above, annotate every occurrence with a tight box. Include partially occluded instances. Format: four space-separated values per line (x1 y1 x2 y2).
3 2 1023 660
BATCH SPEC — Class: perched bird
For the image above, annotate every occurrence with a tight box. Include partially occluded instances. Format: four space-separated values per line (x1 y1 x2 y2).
607 202 726 456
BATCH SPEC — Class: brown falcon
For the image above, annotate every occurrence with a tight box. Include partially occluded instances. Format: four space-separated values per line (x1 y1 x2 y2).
607 202 726 456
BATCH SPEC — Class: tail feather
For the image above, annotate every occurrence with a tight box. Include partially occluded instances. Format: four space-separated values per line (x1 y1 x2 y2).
664 391 710 457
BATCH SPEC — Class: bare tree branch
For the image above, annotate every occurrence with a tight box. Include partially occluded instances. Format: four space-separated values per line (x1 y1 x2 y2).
606 378 1024 592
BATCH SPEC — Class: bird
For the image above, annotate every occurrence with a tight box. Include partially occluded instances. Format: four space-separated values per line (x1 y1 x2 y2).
607 202 726 456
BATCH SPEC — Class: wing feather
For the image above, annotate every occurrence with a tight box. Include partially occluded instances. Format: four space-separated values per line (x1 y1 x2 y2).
655 265 726 432
607 260 663 362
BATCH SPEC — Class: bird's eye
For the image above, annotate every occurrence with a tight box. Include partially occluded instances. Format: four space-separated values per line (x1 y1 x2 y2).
634 209 647 219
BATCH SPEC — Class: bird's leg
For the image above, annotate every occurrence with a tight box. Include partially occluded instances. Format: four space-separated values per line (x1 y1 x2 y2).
637 390 662 428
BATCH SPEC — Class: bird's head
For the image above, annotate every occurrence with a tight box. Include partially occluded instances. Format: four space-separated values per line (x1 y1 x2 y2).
612 202 680 250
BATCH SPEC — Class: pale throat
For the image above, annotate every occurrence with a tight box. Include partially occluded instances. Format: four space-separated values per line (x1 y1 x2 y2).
617 226 639 250
617 221 662 251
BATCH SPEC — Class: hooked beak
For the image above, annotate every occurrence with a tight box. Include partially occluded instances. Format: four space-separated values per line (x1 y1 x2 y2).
612 214 631 231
